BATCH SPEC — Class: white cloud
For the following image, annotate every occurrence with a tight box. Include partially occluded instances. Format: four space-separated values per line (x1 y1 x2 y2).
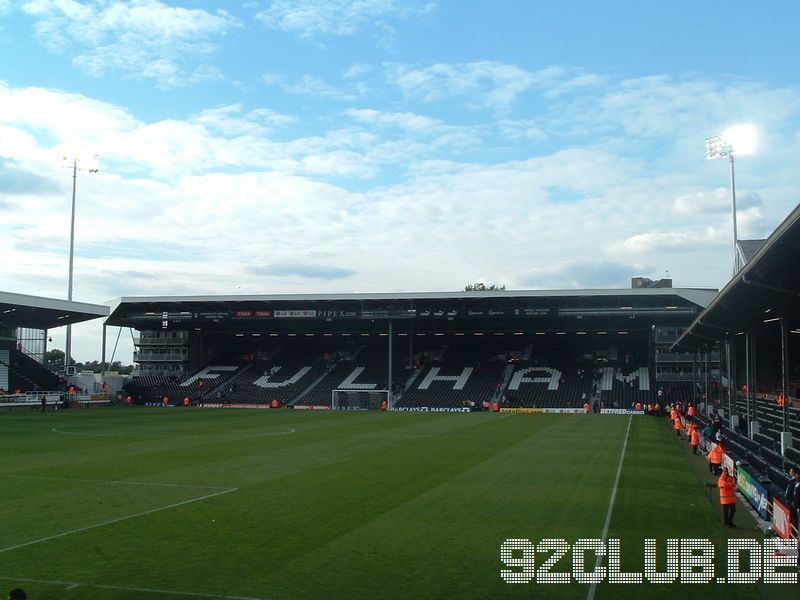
519 260 644 289
21 0 240 87
345 109 443 132
263 71 369 101
557 75 800 142
281 74 360 100
608 230 716 255
190 104 296 137
673 188 762 215
384 61 538 114
342 63 374 79
497 119 549 144
256 0 433 39
4 69 800 361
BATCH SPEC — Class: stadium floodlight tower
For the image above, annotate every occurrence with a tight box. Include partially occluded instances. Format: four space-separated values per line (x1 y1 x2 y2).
62 154 99 373
704 124 756 277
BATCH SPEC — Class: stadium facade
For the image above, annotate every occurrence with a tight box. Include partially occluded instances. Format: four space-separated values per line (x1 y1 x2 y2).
105 287 718 394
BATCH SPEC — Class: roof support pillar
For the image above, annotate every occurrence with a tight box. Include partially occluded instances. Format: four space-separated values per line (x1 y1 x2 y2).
387 319 393 409
780 317 791 436
745 330 756 439
726 336 736 428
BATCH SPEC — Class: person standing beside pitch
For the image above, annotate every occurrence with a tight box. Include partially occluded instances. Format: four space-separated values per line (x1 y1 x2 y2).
718 467 737 527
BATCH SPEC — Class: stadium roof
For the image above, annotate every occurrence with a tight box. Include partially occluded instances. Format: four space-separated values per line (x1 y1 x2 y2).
106 287 717 332
737 239 766 264
0 291 109 330
674 202 800 349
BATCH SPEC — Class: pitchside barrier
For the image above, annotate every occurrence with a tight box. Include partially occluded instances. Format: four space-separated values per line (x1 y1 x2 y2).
0 391 62 410
699 431 798 543
497 407 646 414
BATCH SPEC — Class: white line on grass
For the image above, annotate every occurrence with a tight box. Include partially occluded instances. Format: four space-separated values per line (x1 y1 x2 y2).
2 473 232 490
587 415 632 600
0 487 237 555
93 583 267 599
0 575 80 589
0 576 266 599
51 426 295 438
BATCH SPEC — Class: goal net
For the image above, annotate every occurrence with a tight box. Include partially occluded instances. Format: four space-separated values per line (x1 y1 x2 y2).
331 389 390 410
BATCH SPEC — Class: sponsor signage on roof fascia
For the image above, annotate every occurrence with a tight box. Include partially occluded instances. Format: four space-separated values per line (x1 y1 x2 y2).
415 308 552 318
233 310 273 318
275 309 317 318
318 309 360 318
194 311 230 320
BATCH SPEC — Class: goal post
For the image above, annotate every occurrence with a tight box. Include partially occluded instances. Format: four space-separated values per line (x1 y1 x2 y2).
331 389 390 410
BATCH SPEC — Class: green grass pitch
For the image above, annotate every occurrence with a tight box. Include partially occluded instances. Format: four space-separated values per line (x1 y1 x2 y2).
0 408 794 599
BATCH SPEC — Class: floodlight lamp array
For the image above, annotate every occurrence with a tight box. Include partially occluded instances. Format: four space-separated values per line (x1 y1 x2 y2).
704 136 731 161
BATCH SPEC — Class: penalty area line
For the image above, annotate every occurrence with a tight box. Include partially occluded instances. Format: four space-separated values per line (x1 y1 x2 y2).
2 473 233 490
0 576 80 590
587 415 632 600
94 583 267 599
0 487 237 555
0 576 266 599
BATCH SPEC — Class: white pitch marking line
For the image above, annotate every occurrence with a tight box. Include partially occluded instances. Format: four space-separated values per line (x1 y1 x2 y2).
0 575 81 589
51 426 295 438
51 427 117 437
0 576 267 599
93 583 267 599
2 474 232 490
587 415 632 600
0 487 237 555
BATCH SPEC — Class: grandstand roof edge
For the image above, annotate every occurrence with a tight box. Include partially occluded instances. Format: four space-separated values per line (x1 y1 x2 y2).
0 290 109 316
673 201 800 349
107 287 717 305
0 290 109 329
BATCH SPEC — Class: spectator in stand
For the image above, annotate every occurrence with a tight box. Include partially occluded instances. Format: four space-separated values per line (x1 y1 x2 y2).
712 413 722 436
785 466 800 532
738 413 748 436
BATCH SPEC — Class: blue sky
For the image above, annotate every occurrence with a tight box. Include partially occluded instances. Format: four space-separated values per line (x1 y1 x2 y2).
1 0 799 362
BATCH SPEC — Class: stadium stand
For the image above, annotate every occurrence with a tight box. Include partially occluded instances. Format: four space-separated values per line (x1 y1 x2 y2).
124 333 702 411
294 343 393 407
0 348 61 392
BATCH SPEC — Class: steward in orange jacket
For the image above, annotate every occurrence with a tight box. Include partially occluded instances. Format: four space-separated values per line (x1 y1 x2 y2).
718 468 737 527
690 427 700 454
687 405 696 417
708 442 724 475
673 415 682 436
